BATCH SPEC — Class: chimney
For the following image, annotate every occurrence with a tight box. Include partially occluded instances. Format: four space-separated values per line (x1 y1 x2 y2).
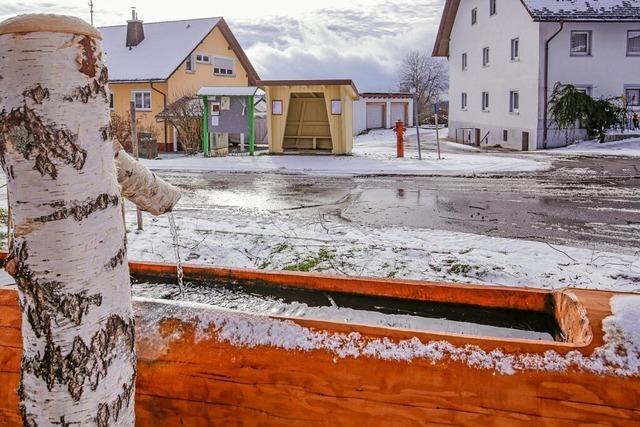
126 8 144 48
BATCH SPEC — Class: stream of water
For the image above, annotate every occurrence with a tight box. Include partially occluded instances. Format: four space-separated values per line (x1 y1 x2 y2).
167 213 184 296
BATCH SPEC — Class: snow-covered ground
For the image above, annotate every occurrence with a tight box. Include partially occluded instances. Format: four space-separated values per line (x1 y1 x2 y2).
553 136 640 157
139 129 545 176
125 202 640 293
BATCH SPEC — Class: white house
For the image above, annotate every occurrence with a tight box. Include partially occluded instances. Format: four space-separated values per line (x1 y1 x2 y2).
433 0 640 150
353 93 414 134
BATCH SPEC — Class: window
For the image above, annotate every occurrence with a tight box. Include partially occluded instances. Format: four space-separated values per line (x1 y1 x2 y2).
131 90 151 111
626 88 640 106
461 92 468 110
503 130 508 142
510 38 520 61
628 30 640 55
462 52 468 70
471 8 477 25
482 92 490 111
213 56 235 76
482 47 490 66
109 92 114 110
570 31 592 56
331 100 342 115
509 90 519 113
575 85 592 96
490 0 497 16
272 100 283 115
185 54 194 72
195 53 210 63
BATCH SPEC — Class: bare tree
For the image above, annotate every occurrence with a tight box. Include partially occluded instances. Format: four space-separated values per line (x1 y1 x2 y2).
398 51 448 118
160 93 203 155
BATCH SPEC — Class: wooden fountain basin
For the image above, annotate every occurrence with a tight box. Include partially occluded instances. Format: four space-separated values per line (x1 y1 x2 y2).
1 259 639 426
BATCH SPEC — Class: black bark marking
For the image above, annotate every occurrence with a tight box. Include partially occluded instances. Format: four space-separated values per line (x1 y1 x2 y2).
9 242 103 339
0 106 87 179
33 193 119 224
63 67 109 104
22 84 50 105
22 313 135 401
100 124 111 142
97 372 135 427
105 245 127 270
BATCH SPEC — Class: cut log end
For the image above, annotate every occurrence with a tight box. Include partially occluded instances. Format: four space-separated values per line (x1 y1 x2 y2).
0 14 101 39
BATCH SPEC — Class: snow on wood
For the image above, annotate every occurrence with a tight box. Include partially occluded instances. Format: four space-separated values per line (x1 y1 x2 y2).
134 295 640 377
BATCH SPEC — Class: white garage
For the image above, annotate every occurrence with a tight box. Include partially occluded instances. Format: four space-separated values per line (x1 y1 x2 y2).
353 92 414 134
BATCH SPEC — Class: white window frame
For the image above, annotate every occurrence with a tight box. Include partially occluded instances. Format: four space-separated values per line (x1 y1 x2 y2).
575 85 593 96
185 53 194 72
195 53 210 63
570 31 592 56
482 47 490 67
471 8 477 25
627 30 640 56
461 92 468 110
510 38 520 61
213 55 235 77
462 52 468 70
489 0 497 16
509 90 519 114
131 90 151 111
482 91 490 112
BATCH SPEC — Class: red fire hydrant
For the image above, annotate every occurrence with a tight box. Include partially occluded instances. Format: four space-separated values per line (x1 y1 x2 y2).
395 120 405 158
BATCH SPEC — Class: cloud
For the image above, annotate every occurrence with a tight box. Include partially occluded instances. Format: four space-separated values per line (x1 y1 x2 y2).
230 0 445 92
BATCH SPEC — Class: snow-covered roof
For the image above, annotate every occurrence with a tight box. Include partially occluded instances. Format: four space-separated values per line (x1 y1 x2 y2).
99 17 259 84
99 17 221 82
197 86 260 97
523 0 640 21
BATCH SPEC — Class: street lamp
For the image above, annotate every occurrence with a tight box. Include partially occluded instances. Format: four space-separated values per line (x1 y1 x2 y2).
410 87 422 160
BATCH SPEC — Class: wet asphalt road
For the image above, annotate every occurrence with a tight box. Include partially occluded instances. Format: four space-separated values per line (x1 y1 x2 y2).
157 154 640 255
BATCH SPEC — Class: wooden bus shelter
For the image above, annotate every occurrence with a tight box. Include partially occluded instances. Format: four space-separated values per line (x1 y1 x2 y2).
258 80 359 155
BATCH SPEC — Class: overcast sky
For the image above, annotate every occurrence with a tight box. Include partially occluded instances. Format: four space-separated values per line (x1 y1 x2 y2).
0 0 445 91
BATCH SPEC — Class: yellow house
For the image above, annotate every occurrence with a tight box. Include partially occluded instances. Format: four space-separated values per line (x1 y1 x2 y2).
99 13 259 152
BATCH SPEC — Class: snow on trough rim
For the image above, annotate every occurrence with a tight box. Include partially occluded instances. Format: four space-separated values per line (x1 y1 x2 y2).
134 295 640 377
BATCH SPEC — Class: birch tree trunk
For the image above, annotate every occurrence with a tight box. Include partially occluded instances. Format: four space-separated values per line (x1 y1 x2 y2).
0 15 136 426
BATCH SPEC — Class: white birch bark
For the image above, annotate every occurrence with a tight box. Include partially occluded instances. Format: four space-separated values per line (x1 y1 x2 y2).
113 142 181 216
0 15 137 426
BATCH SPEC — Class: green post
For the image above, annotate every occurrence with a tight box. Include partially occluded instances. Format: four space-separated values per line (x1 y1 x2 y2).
247 95 255 156
202 95 210 157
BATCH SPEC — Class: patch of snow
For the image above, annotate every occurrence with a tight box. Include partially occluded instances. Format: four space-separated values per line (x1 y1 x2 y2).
134 295 640 377
138 129 545 176
553 137 640 156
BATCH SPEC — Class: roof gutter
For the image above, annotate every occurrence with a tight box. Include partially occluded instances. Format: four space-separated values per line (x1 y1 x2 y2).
543 21 564 149
150 80 169 152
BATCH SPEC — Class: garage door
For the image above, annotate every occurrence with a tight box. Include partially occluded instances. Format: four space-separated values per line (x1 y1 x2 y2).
390 102 407 126
366 103 384 129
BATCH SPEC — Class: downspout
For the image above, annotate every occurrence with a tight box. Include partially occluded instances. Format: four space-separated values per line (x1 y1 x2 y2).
543 21 564 148
150 80 169 152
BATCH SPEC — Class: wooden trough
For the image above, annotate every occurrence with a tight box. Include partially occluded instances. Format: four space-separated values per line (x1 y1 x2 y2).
1 258 639 426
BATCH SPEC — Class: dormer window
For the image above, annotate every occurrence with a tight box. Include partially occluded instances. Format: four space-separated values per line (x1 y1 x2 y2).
213 56 235 76
195 53 210 63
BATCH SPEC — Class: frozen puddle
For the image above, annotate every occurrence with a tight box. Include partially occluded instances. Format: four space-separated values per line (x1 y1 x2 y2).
131 277 561 341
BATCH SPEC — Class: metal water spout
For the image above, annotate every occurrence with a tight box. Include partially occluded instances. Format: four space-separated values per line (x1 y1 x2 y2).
0 14 179 425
